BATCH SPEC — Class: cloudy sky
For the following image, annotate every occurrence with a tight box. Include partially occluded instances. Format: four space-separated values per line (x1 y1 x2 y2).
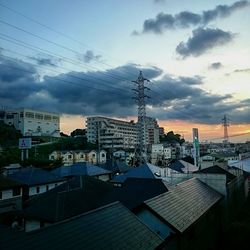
0 0 249 142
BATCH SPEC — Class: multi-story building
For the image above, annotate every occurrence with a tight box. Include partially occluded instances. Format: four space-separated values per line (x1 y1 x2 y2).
86 116 161 149
145 116 160 145
159 127 165 137
86 116 139 149
0 108 60 137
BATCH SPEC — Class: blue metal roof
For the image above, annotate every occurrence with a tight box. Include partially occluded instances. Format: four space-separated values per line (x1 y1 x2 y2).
168 160 185 173
7 167 64 186
111 164 156 183
51 162 111 177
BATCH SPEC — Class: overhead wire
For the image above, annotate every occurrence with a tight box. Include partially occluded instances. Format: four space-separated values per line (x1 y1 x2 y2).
0 2 139 78
0 33 132 92
1 56 131 98
1 47 130 93
0 19 134 81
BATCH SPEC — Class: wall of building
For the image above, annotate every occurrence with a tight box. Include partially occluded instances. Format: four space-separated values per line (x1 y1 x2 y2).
0 109 60 137
28 182 63 196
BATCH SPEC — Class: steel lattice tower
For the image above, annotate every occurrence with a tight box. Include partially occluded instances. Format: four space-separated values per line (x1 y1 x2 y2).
222 114 230 143
132 71 150 164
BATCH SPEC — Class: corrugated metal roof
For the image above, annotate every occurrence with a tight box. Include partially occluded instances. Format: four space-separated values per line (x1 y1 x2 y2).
145 178 223 233
1 202 163 250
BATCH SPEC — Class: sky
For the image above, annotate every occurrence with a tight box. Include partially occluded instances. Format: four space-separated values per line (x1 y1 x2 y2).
0 0 249 142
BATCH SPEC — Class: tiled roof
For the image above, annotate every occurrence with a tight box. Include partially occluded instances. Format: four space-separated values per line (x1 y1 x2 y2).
145 178 223 233
1 202 163 250
7 167 64 186
51 162 111 177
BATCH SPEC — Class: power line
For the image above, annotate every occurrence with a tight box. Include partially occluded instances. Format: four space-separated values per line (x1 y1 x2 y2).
1 47 129 94
0 19 133 82
0 33 132 92
1 57 131 99
0 2 138 78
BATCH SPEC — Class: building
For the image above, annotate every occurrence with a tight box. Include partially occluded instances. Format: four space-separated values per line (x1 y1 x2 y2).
135 178 223 250
7 167 65 200
0 202 163 250
0 176 23 214
51 163 112 182
86 116 160 149
159 127 165 137
86 116 138 149
49 149 107 165
145 116 160 145
0 108 60 137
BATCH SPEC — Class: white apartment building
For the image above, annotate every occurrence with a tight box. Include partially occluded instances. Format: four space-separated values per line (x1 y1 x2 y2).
86 116 160 149
0 108 60 137
86 116 139 149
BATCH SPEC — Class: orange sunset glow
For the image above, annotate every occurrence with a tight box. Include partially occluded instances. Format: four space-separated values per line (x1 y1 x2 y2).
60 114 250 143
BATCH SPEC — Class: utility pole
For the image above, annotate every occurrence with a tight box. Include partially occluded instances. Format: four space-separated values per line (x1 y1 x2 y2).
96 121 101 164
132 71 150 165
222 114 230 144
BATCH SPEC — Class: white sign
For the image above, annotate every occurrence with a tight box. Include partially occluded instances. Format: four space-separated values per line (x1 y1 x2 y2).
19 138 32 149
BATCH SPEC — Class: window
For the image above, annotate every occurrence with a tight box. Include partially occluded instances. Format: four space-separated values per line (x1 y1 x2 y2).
35 113 43 120
46 185 49 191
44 115 52 121
68 155 72 159
36 186 40 194
80 154 84 158
25 112 34 118
101 153 105 157
13 187 21 197
0 191 2 199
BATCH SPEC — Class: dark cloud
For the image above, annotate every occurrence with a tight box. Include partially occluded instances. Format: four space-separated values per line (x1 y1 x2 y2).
141 13 175 34
176 28 234 58
154 0 166 3
0 55 249 124
28 56 58 67
78 50 102 63
209 62 223 70
202 0 249 24
233 68 250 73
134 1 249 34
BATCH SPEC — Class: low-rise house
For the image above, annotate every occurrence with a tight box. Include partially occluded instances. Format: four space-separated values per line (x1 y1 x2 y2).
51 162 112 181
49 149 107 165
135 178 223 250
7 167 65 200
0 176 23 214
112 150 134 164
168 160 198 173
111 163 175 186
99 159 132 175
0 202 163 250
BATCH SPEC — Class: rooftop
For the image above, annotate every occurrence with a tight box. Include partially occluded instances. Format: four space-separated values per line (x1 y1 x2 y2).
7 167 64 186
51 162 111 177
1 202 163 250
144 178 223 233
